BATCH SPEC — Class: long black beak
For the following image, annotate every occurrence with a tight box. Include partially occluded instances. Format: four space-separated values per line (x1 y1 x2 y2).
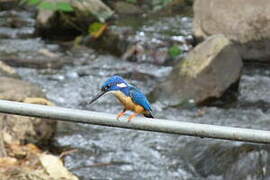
89 91 106 104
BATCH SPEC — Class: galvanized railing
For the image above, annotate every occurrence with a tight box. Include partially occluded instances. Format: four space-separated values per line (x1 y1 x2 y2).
0 100 269 144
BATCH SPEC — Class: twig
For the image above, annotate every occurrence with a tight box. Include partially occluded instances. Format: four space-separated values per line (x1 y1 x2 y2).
59 148 78 159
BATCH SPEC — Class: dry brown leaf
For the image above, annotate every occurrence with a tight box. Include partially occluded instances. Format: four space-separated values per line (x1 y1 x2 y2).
39 154 78 180
90 23 107 39
8 143 26 157
23 97 55 106
25 144 42 154
0 157 18 167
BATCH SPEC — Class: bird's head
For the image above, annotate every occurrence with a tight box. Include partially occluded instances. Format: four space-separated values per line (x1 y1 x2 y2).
89 75 129 104
101 75 128 92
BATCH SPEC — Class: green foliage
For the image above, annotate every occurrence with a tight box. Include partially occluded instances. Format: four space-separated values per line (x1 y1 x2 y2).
126 0 137 3
22 0 74 12
24 0 39 5
168 45 182 58
55 2 74 12
89 22 107 38
37 1 55 10
89 22 104 34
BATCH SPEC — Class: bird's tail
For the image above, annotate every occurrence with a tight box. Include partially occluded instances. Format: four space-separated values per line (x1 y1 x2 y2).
144 112 154 118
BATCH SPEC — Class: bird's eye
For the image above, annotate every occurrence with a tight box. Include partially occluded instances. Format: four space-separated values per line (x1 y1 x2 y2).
104 85 110 90
102 85 110 91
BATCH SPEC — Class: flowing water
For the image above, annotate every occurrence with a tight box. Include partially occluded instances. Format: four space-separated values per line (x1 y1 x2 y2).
1 8 270 180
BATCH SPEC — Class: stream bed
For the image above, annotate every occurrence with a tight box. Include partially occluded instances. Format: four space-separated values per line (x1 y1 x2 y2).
1 8 270 180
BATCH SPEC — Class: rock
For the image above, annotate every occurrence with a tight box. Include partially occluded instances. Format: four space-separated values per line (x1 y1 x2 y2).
0 10 35 39
193 0 270 61
152 0 193 16
84 27 131 56
224 146 270 179
151 35 242 105
0 61 19 78
0 144 78 180
36 9 54 29
0 77 56 145
39 154 78 180
84 16 193 65
36 0 113 38
186 142 270 179
72 0 113 22
0 0 18 11
113 1 143 15
1 56 71 69
0 77 44 101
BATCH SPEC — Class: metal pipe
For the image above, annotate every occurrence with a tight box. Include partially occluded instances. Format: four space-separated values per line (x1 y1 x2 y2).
0 99 269 144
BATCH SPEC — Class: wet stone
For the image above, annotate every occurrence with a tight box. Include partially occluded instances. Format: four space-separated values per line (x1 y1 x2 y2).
0 39 46 54
0 38 72 69
0 10 35 38
193 0 270 62
85 15 193 65
185 142 270 179
152 35 243 106
0 77 56 145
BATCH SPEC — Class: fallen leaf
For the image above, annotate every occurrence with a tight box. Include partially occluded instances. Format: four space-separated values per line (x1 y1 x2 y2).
25 144 42 154
23 97 55 106
89 22 107 39
39 154 78 180
0 157 18 167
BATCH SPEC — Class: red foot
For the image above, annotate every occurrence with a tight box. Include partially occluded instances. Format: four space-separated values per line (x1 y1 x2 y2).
127 113 138 122
116 111 126 120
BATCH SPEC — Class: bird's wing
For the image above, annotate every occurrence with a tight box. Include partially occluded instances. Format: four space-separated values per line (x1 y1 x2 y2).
129 86 152 112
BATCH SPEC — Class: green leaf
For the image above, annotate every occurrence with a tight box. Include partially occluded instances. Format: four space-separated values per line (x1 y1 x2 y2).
55 2 74 12
37 1 56 11
89 22 104 34
21 0 40 5
89 22 107 38
126 0 137 3
168 45 182 58
28 0 40 5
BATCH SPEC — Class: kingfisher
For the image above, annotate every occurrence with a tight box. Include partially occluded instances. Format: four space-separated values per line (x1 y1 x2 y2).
89 75 154 121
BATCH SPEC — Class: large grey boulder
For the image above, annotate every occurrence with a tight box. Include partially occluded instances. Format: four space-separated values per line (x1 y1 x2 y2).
152 35 242 105
0 77 56 145
185 142 270 179
193 0 270 61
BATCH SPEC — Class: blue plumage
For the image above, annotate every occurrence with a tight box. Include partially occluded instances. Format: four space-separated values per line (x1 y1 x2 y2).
102 75 126 89
90 75 153 121
102 76 152 111
101 75 130 96
129 86 152 112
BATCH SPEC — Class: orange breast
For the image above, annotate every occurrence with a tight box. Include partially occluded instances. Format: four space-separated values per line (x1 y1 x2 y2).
112 91 135 110
112 91 145 114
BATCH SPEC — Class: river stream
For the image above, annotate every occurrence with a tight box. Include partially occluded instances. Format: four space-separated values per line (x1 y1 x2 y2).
1 8 270 180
